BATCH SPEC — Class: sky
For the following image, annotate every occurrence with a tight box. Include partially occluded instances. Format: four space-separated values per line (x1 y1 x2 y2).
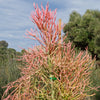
0 0 100 51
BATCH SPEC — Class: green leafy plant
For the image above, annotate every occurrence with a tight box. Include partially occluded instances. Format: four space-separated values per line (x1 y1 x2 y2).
63 10 100 61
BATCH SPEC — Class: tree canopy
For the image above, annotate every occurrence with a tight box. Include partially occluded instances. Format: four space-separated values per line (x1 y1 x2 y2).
0 40 8 48
63 10 100 61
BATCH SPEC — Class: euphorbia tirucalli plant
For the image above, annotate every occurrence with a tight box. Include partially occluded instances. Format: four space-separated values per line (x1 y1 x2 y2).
2 3 97 100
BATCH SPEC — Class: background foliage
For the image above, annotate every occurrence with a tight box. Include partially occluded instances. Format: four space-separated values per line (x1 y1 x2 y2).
0 40 22 99
63 10 100 62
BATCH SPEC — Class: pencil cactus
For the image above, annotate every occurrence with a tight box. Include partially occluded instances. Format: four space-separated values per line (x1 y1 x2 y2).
2 3 97 100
